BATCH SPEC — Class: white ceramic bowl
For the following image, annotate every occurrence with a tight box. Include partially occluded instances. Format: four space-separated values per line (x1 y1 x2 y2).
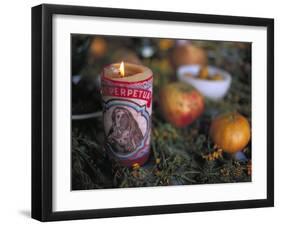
177 65 232 101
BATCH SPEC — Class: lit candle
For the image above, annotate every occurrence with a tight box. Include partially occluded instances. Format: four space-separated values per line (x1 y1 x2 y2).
101 62 153 167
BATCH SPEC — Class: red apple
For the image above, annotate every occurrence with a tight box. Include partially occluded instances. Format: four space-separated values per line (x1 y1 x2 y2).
160 82 204 128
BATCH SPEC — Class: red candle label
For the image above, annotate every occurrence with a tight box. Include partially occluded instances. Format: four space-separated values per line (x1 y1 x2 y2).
101 86 152 107
101 75 153 167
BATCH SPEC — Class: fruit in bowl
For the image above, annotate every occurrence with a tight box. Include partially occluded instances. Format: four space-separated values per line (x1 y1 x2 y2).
160 82 205 128
177 65 232 101
197 66 224 81
184 67 224 81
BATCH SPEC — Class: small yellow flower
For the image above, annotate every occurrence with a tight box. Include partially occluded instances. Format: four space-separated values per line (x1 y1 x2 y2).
213 152 218 158
132 163 140 170
203 148 223 161
156 158 161 164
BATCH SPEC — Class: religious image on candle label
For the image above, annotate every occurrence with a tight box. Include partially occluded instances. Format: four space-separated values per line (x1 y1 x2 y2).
71 33 252 190
107 106 144 154
104 102 150 158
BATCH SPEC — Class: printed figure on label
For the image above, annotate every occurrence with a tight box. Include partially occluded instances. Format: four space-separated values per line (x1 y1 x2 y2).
107 107 144 154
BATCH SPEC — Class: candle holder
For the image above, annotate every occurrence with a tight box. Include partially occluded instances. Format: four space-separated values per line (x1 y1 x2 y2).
101 62 153 167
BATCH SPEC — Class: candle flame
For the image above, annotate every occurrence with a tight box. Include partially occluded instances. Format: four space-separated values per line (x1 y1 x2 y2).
119 61 125 77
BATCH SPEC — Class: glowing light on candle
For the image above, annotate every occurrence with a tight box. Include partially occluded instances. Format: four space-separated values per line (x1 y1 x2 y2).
119 61 125 77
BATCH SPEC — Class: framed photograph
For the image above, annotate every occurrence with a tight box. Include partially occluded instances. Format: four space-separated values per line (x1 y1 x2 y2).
32 4 274 221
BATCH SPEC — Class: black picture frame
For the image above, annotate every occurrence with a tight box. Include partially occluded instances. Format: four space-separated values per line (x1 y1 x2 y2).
32 3 274 222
